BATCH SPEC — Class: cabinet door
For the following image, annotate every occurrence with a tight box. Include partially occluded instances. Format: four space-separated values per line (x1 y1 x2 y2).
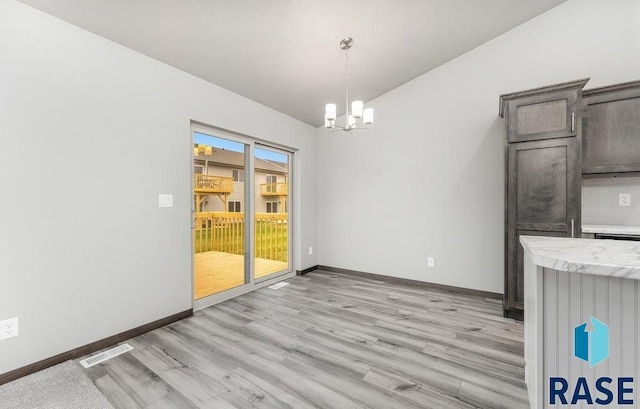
505 138 581 312
507 89 579 143
583 85 640 174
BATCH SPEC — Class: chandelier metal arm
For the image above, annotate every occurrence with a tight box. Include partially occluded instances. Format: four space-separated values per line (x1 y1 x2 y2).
327 125 371 133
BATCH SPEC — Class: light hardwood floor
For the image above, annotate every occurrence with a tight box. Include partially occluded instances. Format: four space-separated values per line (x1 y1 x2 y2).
194 251 288 299
82 270 529 409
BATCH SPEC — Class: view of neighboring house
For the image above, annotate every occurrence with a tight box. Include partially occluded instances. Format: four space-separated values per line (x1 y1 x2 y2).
193 145 288 214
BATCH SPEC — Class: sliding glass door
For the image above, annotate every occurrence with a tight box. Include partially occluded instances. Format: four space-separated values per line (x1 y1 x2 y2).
192 126 293 307
193 132 249 299
254 145 291 281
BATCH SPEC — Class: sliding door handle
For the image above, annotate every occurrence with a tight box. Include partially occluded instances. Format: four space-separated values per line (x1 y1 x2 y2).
571 219 575 238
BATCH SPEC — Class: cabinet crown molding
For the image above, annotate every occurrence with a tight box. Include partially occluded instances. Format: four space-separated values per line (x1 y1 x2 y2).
583 79 640 97
499 78 590 118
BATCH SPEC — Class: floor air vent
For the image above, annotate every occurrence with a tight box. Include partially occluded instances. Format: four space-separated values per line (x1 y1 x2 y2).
79 343 134 368
269 282 290 290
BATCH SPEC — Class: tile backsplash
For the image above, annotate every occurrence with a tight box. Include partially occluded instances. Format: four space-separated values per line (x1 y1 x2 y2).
582 176 640 226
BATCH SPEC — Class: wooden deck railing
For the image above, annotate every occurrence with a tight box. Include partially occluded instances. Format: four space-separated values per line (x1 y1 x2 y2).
255 213 288 262
194 212 288 262
260 182 288 196
194 175 234 194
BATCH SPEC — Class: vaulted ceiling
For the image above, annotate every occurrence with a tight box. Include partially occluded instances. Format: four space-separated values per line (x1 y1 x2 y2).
19 0 566 126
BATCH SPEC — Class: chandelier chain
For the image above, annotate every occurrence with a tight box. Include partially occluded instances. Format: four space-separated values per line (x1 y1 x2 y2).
345 47 349 121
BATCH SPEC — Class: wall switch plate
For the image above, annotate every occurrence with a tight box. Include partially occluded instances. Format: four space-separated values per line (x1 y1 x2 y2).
427 257 435 268
308 246 313 255
158 194 174 208
619 193 631 207
0 317 19 340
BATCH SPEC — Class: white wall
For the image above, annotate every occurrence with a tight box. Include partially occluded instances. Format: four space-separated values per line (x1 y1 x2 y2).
0 1 317 374
317 0 640 293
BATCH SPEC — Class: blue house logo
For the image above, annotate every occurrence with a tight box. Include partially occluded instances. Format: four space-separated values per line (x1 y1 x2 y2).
550 317 633 405
574 316 609 368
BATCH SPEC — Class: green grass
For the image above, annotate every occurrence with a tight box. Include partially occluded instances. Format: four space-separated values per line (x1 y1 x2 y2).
194 223 288 262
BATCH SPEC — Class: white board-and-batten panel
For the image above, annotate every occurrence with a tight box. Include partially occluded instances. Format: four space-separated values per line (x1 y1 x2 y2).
542 268 639 408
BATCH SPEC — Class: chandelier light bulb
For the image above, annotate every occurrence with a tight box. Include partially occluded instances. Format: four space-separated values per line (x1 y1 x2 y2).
325 104 337 121
352 101 363 118
363 108 374 125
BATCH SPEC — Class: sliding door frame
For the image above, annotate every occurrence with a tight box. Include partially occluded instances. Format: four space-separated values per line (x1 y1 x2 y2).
191 123 295 311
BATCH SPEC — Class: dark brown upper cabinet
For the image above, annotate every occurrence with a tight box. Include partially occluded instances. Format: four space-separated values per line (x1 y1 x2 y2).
500 78 589 143
582 80 640 174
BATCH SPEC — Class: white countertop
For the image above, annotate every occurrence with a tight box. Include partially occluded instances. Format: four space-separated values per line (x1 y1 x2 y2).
582 224 640 235
520 236 640 279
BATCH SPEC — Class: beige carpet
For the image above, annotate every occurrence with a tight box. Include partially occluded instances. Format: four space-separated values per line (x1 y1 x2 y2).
0 361 113 409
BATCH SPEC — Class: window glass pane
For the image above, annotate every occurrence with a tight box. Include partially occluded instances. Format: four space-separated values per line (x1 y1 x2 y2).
233 169 244 182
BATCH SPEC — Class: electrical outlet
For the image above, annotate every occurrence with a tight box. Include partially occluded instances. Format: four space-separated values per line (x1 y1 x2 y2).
427 257 435 268
308 246 313 255
619 193 631 207
0 317 19 340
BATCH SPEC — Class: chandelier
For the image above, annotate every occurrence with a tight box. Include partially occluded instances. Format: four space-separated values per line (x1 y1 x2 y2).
324 38 373 132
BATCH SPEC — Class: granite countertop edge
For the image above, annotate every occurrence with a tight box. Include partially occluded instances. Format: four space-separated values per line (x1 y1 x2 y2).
519 235 640 279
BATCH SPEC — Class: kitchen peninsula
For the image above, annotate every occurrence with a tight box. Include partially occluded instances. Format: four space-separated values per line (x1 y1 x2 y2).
520 236 640 408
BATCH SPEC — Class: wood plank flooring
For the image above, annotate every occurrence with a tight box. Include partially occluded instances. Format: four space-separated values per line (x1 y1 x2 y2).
194 251 288 299
81 270 529 409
